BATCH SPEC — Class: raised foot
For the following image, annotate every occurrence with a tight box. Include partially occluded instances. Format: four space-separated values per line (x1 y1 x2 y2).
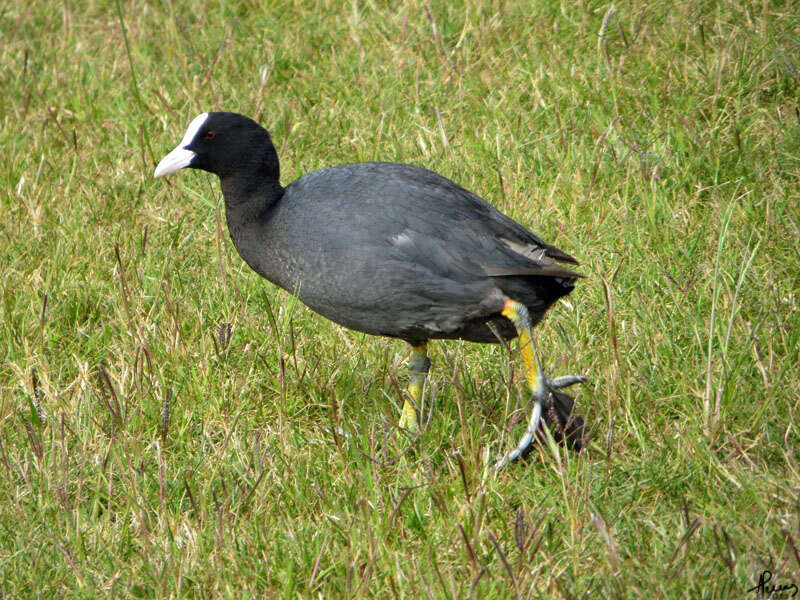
494 373 587 470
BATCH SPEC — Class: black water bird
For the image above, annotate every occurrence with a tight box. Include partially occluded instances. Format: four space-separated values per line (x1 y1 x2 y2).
155 112 587 466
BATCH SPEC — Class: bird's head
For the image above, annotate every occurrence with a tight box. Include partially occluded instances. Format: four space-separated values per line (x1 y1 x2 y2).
154 112 278 181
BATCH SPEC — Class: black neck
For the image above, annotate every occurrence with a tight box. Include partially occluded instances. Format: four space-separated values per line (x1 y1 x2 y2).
215 123 285 276
221 175 283 235
219 130 283 215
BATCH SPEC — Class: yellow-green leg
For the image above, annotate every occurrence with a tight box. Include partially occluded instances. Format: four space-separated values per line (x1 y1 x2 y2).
496 300 586 468
502 300 546 397
399 342 430 431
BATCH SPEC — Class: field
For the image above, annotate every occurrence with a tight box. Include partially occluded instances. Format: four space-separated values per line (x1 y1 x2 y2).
2 0 799 597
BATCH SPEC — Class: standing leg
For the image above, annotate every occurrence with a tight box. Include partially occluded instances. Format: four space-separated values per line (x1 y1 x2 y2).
496 300 586 469
399 342 430 431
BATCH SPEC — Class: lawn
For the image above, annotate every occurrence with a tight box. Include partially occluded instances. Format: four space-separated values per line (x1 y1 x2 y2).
1 0 799 597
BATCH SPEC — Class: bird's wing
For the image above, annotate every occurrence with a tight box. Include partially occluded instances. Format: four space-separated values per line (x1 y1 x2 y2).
480 239 582 278
383 163 580 274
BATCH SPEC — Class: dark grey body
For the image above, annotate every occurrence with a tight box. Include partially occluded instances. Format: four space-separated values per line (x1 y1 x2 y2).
224 162 577 345
156 112 587 457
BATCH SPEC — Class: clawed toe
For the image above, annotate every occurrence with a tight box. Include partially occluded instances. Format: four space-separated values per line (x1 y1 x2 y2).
495 375 588 470
548 374 588 389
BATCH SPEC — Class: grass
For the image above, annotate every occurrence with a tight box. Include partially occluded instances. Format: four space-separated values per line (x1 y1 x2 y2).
1 0 799 597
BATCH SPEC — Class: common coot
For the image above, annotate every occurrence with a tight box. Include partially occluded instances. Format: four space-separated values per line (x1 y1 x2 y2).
155 112 587 467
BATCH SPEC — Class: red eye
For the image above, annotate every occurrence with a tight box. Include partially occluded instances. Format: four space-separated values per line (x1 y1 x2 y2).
205 131 216 140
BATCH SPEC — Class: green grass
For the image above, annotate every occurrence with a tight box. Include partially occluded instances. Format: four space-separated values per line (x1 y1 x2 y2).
1 0 799 597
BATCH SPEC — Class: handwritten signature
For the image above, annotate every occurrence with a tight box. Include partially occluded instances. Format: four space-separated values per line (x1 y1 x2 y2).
747 570 798 599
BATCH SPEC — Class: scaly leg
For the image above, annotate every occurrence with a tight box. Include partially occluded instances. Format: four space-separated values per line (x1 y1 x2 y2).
495 300 586 469
399 342 430 431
